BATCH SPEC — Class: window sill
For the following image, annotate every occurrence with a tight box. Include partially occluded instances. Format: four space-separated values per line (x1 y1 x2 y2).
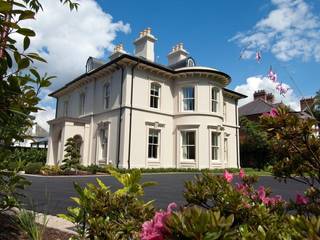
147 159 160 163
180 159 196 163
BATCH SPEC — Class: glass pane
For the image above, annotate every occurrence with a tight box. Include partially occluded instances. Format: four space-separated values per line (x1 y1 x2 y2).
212 101 217 112
182 146 188 159
152 145 158 158
187 131 195 145
148 145 153 158
188 146 195 159
183 87 194 98
182 131 187 145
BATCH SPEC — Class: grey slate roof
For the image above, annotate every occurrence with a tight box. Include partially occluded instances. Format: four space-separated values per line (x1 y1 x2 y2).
168 57 196 70
239 99 276 116
239 98 314 119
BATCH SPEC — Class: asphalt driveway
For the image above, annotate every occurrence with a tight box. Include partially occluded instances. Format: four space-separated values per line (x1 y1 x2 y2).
21 173 307 215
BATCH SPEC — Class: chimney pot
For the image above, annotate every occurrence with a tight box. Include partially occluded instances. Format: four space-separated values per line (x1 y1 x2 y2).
167 42 189 65
253 90 267 101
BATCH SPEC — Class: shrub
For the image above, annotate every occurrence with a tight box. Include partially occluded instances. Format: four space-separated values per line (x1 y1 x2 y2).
0 170 30 213
141 170 319 239
260 106 320 215
59 168 156 239
40 165 63 175
61 137 81 171
17 209 48 240
25 162 43 174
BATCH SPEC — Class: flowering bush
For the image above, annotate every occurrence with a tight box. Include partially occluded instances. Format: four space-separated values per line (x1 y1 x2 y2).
260 106 320 215
140 170 320 239
140 203 177 240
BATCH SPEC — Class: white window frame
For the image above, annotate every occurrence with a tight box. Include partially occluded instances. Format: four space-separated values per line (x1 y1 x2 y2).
79 93 85 116
211 87 219 113
104 82 111 109
147 128 160 161
182 86 195 112
149 82 161 109
96 122 110 165
181 130 196 161
211 131 221 161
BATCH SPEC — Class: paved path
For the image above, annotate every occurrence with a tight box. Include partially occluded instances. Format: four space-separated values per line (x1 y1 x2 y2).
22 173 307 215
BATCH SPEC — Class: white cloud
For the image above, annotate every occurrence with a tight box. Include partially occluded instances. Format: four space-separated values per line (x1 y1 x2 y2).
32 106 55 132
21 0 130 90
231 0 320 62
235 76 300 110
17 0 130 130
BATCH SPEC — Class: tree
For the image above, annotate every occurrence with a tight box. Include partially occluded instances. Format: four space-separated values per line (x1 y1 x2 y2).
0 0 78 212
0 0 78 160
240 117 273 169
260 106 320 214
62 137 81 170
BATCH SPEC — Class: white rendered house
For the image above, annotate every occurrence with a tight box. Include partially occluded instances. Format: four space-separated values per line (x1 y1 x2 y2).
47 28 246 169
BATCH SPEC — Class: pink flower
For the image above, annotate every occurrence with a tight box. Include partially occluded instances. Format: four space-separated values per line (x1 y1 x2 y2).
276 83 289 96
257 186 266 201
223 170 233 183
296 194 309 205
256 51 262 62
239 168 245 179
167 202 177 212
235 183 248 195
269 108 278 117
268 68 277 82
140 203 177 240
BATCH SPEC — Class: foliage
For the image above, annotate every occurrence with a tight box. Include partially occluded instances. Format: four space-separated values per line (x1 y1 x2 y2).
0 170 30 213
260 106 320 215
17 208 48 240
144 170 319 240
61 137 81 171
40 165 63 175
59 168 156 240
165 206 237 240
0 148 47 171
240 117 273 169
0 0 78 160
25 162 43 174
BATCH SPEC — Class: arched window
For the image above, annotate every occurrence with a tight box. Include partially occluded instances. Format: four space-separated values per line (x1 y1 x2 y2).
150 82 160 109
211 87 219 112
104 82 111 109
187 58 195 67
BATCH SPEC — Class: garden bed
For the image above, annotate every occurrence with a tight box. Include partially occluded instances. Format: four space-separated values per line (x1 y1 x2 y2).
0 213 74 240
25 166 271 176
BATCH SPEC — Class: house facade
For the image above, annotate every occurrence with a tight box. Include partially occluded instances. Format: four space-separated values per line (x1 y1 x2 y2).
47 28 246 169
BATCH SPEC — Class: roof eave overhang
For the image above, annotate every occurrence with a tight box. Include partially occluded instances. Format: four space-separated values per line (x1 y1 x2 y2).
50 54 233 98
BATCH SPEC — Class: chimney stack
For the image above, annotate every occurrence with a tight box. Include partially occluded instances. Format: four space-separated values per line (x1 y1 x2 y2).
266 93 275 103
133 27 157 62
109 43 127 61
300 97 314 111
167 42 189 65
253 90 267 101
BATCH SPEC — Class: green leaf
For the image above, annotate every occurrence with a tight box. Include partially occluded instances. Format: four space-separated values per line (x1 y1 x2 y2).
27 53 47 63
18 10 35 21
0 1 12 12
18 58 30 70
23 37 30 50
4 50 12 68
16 28 36 37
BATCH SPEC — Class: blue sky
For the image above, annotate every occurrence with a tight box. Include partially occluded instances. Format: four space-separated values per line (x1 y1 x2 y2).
26 0 320 129
96 0 319 95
